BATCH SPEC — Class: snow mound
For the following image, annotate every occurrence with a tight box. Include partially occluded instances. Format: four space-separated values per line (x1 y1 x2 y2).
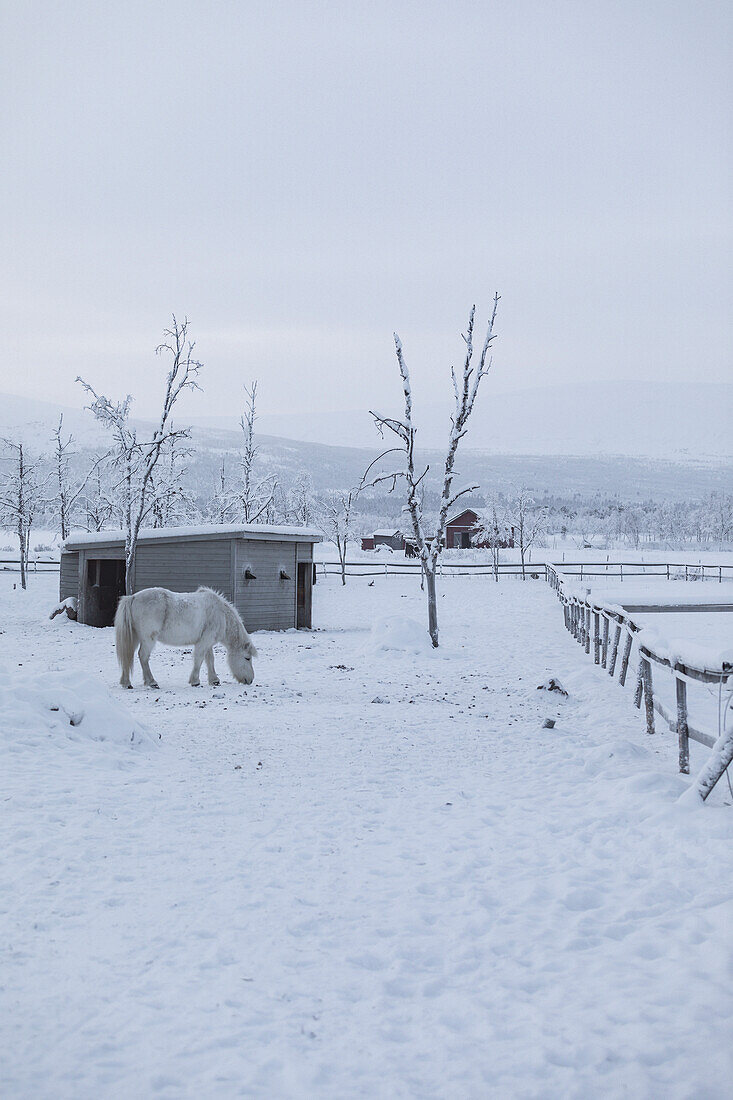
0 668 154 751
364 615 435 656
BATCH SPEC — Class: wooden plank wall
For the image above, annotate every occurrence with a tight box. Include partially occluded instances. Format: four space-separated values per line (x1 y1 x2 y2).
59 551 80 601
134 539 233 600
234 539 298 631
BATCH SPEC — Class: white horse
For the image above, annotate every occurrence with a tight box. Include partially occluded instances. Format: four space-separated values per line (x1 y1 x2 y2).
114 587 257 689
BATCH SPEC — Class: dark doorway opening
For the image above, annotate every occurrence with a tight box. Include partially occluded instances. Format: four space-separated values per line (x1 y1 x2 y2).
85 558 126 627
296 561 312 629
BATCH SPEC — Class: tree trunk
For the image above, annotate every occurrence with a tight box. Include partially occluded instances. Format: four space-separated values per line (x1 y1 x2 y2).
18 524 27 591
125 544 136 595
425 567 439 647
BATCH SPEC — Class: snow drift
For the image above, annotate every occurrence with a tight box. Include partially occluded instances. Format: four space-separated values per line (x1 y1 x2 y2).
0 668 154 751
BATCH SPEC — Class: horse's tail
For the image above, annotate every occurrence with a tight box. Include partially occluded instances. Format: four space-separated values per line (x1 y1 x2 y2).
114 596 137 683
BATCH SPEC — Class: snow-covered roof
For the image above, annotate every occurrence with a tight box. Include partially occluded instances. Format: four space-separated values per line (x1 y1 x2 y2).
373 529 401 537
445 508 480 528
64 523 323 550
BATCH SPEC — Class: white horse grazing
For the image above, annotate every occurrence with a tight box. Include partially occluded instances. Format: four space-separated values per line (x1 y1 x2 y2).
114 587 257 689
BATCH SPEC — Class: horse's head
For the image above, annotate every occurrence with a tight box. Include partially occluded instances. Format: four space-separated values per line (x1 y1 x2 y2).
228 638 258 685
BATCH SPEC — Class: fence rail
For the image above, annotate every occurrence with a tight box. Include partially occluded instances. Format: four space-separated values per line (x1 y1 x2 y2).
318 558 733 582
546 563 733 802
0 558 60 573
318 560 548 578
550 561 733 582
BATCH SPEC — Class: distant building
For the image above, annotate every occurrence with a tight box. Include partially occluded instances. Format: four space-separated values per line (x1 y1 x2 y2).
361 529 404 552
445 508 480 549
445 508 515 549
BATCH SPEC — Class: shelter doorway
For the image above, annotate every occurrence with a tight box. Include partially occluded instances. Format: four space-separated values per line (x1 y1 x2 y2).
85 558 126 627
296 561 312 628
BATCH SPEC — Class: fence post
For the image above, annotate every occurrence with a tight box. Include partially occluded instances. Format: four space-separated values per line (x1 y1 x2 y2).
619 630 633 687
675 674 689 774
585 606 591 655
593 610 600 664
642 656 655 735
608 623 621 677
634 659 644 709
601 616 609 668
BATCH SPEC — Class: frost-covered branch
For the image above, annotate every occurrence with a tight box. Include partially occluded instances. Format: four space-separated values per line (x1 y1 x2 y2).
369 295 500 646
77 314 202 591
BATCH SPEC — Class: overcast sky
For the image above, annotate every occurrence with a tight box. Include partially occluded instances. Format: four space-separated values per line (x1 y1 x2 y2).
2 0 731 424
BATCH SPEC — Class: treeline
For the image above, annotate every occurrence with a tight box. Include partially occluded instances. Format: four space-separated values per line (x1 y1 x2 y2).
2 315 732 592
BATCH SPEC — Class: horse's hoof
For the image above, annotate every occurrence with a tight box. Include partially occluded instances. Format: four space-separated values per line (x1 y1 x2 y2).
148 682 160 690
210 680 220 687
190 682 200 688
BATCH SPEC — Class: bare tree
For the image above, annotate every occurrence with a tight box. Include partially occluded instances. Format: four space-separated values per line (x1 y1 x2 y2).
236 381 276 522
207 458 237 524
474 499 507 582
511 488 546 579
288 473 319 527
51 416 105 540
78 315 202 592
149 432 195 528
81 462 115 532
323 487 359 586
708 492 733 547
0 440 50 589
370 297 499 646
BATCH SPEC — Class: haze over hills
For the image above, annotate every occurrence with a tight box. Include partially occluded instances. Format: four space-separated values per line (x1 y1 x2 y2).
1 386 731 506
196 381 733 459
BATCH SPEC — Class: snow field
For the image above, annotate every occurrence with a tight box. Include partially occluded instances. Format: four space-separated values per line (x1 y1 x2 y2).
1 572 732 1098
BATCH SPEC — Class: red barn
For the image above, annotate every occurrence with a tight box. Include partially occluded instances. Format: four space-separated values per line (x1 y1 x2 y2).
445 508 480 548
445 508 515 549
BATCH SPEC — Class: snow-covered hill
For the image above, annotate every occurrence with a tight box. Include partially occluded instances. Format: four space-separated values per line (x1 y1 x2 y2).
197 381 733 459
1 388 731 504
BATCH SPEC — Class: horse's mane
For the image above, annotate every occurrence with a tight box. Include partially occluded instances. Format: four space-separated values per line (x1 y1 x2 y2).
197 586 248 644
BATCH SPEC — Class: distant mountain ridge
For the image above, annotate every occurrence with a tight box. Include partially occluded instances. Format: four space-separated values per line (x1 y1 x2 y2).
0 387 730 504
194 380 731 459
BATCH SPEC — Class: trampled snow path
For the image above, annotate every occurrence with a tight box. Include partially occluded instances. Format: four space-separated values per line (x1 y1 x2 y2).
1 573 732 1098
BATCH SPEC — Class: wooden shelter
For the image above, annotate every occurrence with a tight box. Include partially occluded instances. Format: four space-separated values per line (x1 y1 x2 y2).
60 524 322 631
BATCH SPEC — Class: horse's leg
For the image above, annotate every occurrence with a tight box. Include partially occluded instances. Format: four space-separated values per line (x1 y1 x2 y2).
205 648 220 686
138 639 159 689
189 642 206 686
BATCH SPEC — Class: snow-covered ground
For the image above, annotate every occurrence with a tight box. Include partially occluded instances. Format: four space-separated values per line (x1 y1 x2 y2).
1 572 732 1098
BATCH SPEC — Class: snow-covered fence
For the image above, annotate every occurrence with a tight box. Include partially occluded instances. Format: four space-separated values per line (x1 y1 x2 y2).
553 561 733 583
0 557 59 574
547 564 733 802
319 561 546 579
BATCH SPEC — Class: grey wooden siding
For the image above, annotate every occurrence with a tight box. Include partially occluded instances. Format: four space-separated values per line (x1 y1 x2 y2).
234 539 297 631
133 539 233 600
59 552 80 601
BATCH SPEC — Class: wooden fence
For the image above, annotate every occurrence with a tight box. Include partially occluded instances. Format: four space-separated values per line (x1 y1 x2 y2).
546 564 733 802
0 558 60 573
319 558 733 582
318 560 544 578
